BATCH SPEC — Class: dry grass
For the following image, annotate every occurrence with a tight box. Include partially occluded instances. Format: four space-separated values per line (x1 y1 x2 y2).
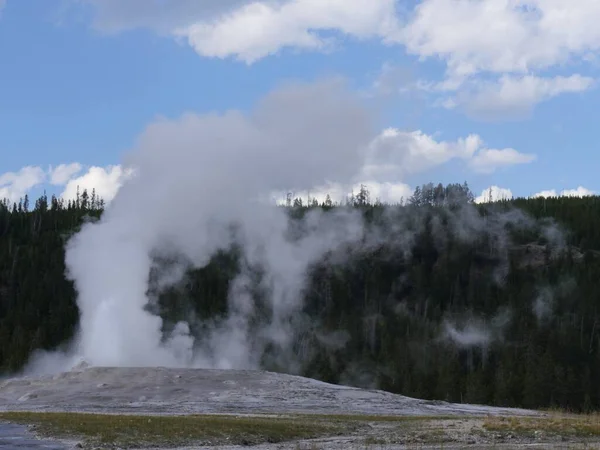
8 410 600 449
0 411 459 449
290 413 455 423
484 411 600 438
0 411 349 448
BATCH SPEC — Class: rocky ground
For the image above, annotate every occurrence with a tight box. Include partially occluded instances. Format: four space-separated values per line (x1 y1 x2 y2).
0 365 537 417
0 365 598 449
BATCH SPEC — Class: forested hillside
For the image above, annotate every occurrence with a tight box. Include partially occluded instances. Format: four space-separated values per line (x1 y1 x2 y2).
2 183 600 412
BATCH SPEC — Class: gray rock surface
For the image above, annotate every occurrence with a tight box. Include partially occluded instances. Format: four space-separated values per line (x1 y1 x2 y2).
0 365 537 417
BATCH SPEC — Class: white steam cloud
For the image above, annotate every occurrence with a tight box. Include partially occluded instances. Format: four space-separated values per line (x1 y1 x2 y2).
30 78 375 372
443 308 512 349
533 278 576 325
22 78 571 378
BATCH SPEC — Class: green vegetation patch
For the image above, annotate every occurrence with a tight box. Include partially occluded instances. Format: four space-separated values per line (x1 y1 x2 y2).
292 413 458 423
484 413 600 438
0 412 349 448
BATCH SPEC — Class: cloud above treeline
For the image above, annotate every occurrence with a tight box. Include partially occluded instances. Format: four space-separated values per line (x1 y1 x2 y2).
474 185 596 204
0 164 132 205
0 123 537 207
1 162 594 207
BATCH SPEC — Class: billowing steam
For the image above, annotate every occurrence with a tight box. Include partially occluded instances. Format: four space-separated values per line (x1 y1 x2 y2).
24 78 570 378
30 78 375 371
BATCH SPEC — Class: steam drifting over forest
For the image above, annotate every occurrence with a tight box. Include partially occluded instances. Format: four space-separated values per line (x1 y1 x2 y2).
2 182 600 412
1 80 600 413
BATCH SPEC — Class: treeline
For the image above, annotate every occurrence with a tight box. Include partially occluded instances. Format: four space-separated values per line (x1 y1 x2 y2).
0 189 102 370
2 184 600 412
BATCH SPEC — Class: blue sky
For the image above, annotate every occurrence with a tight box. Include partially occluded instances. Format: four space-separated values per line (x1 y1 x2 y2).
1 0 599 204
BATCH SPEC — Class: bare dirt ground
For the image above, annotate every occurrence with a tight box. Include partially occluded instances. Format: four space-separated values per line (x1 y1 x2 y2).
0 365 598 449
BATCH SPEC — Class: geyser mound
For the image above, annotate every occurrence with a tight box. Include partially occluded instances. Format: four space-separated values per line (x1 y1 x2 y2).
0 366 538 418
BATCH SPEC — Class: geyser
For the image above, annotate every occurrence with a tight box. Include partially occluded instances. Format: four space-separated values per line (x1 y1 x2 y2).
57 78 376 370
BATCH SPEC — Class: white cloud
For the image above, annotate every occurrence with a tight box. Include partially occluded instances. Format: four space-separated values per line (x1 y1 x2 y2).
468 148 536 174
179 0 400 63
365 129 477 177
365 128 533 177
0 166 46 204
0 164 133 206
49 126 521 209
474 184 595 204
533 186 595 198
534 189 557 198
77 0 600 118
60 165 133 204
0 124 528 208
83 0 600 71
555 186 595 197
277 129 533 203
362 181 412 204
82 0 400 63
400 0 600 78
398 0 600 119
475 186 514 204
49 163 83 185
456 74 595 119
83 0 600 70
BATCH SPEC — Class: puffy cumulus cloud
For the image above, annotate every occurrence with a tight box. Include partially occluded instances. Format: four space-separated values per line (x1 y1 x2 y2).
82 0 600 70
0 166 46 204
60 166 133 204
272 128 532 203
0 164 131 206
50 125 529 208
398 0 600 118
475 186 514 204
360 181 413 204
76 0 599 117
365 129 478 177
177 0 400 63
81 0 400 63
556 186 595 197
49 163 83 185
400 0 600 78
274 128 532 203
365 128 533 177
533 186 595 198
1 124 526 210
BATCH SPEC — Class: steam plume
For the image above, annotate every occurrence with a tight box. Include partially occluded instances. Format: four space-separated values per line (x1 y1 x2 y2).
22 78 571 379
56 78 374 370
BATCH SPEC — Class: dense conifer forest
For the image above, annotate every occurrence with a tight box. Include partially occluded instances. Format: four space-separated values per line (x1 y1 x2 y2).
3 183 600 412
